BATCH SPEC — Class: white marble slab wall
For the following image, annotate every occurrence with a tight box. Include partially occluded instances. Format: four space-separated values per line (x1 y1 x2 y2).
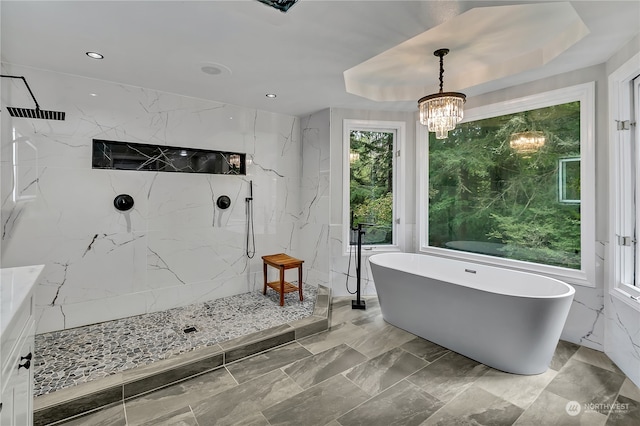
605 295 640 386
299 110 330 288
1 65 301 334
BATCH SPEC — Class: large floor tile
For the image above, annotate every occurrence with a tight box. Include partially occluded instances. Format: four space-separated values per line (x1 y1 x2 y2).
406 351 490 403
298 321 367 354
283 343 367 389
337 379 444 426
344 347 428 396
348 321 415 359
424 386 523 426
56 403 126 426
400 337 450 363
473 367 557 409
549 340 580 371
190 369 303 425
619 378 640 402
545 359 626 413
262 374 370 426
572 346 624 374
514 390 607 425
125 367 237 426
605 395 640 426
136 406 198 426
123 352 224 399
226 342 312 383
330 297 380 327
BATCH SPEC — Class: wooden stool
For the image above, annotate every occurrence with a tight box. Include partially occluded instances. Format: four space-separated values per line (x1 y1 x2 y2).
262 253 304 306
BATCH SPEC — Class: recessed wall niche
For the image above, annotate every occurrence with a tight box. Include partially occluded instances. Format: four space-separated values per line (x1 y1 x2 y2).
92 139 246 175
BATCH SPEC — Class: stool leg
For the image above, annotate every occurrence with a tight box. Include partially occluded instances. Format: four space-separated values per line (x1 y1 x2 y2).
298 264 303 302
263 262 267 295
279 267 285 306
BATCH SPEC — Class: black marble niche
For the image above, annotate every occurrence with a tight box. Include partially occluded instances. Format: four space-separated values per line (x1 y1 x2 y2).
92 139 245 175
256 0 299 12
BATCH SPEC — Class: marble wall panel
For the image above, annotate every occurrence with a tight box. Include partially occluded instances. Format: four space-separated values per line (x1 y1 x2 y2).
1 64 302 333
145 227 245 290
298 110 331 289
605 295 640 386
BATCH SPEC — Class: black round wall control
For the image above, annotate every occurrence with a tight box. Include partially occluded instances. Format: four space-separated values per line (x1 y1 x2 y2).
216 195 231 209
114 194 135 212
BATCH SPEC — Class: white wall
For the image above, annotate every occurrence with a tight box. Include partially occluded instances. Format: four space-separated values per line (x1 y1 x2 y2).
299 109 331 288
1 64 304 334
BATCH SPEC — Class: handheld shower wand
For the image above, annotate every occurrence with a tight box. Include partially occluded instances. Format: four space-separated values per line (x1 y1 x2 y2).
245 180 255 258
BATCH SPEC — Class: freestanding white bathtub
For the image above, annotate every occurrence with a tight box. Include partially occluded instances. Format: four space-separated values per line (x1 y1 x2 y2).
369 252 575 375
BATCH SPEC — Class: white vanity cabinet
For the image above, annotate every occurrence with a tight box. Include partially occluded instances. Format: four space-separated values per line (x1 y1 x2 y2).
1 265 43 426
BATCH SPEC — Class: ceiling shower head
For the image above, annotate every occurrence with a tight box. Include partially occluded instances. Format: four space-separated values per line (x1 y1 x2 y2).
1 74 66 121
6 106 65 121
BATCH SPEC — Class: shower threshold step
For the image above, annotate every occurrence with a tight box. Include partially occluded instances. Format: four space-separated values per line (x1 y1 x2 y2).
33 285 330 426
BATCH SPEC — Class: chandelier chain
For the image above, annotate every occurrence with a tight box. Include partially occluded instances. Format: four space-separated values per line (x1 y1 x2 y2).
439 53 444 94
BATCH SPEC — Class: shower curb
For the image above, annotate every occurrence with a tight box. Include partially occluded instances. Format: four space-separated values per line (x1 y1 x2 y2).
33 285 331 426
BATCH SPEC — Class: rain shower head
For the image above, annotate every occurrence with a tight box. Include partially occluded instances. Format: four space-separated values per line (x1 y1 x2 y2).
1 74 66 121
6 106 65 120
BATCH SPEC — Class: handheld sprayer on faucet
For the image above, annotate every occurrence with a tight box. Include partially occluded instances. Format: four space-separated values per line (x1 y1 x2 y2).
350 212 375 310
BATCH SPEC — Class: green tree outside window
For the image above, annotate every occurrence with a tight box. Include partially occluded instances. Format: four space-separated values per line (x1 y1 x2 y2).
428 101 581 269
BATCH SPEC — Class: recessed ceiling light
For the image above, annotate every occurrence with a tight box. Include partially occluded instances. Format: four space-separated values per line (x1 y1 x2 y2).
199 62 232 77
86 51 104 60
90 93 98 97
201 66 222 75
266 93 277 98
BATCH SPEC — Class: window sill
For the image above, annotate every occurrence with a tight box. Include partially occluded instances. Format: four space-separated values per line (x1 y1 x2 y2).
343 245 402 257
610 286 640 312
418 246 595 288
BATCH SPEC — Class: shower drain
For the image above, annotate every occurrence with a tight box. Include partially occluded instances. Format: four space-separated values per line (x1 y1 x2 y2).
183 326 197 333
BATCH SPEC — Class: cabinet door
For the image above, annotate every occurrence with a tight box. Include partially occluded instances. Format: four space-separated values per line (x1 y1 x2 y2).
1 321 34 426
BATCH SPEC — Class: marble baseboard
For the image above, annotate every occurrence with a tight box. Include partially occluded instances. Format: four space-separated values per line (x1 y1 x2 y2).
33 285 330 426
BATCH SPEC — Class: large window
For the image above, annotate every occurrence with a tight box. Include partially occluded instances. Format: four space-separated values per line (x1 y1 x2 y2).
343 120 404 251
419 83 595 286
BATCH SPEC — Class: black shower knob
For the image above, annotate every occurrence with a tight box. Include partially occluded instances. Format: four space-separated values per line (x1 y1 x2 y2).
216 195 231 210
114 194 134 212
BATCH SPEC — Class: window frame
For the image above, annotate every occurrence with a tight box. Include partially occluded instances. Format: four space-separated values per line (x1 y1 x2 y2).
343 119 405 255
608 52 640 310
417 82 596 287
558 157 581 204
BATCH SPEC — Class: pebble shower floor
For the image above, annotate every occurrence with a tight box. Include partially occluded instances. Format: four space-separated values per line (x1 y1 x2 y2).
34 286 317 397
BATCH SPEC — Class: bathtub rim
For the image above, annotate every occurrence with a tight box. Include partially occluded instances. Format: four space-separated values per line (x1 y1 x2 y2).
368 252 575 300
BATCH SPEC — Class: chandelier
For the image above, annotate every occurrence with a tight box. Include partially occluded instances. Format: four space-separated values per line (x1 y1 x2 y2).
510 131 546 154
418 49 466 139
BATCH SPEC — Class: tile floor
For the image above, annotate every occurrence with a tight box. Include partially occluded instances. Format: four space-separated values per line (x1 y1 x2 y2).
35 286 317 396
53 296 640 426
